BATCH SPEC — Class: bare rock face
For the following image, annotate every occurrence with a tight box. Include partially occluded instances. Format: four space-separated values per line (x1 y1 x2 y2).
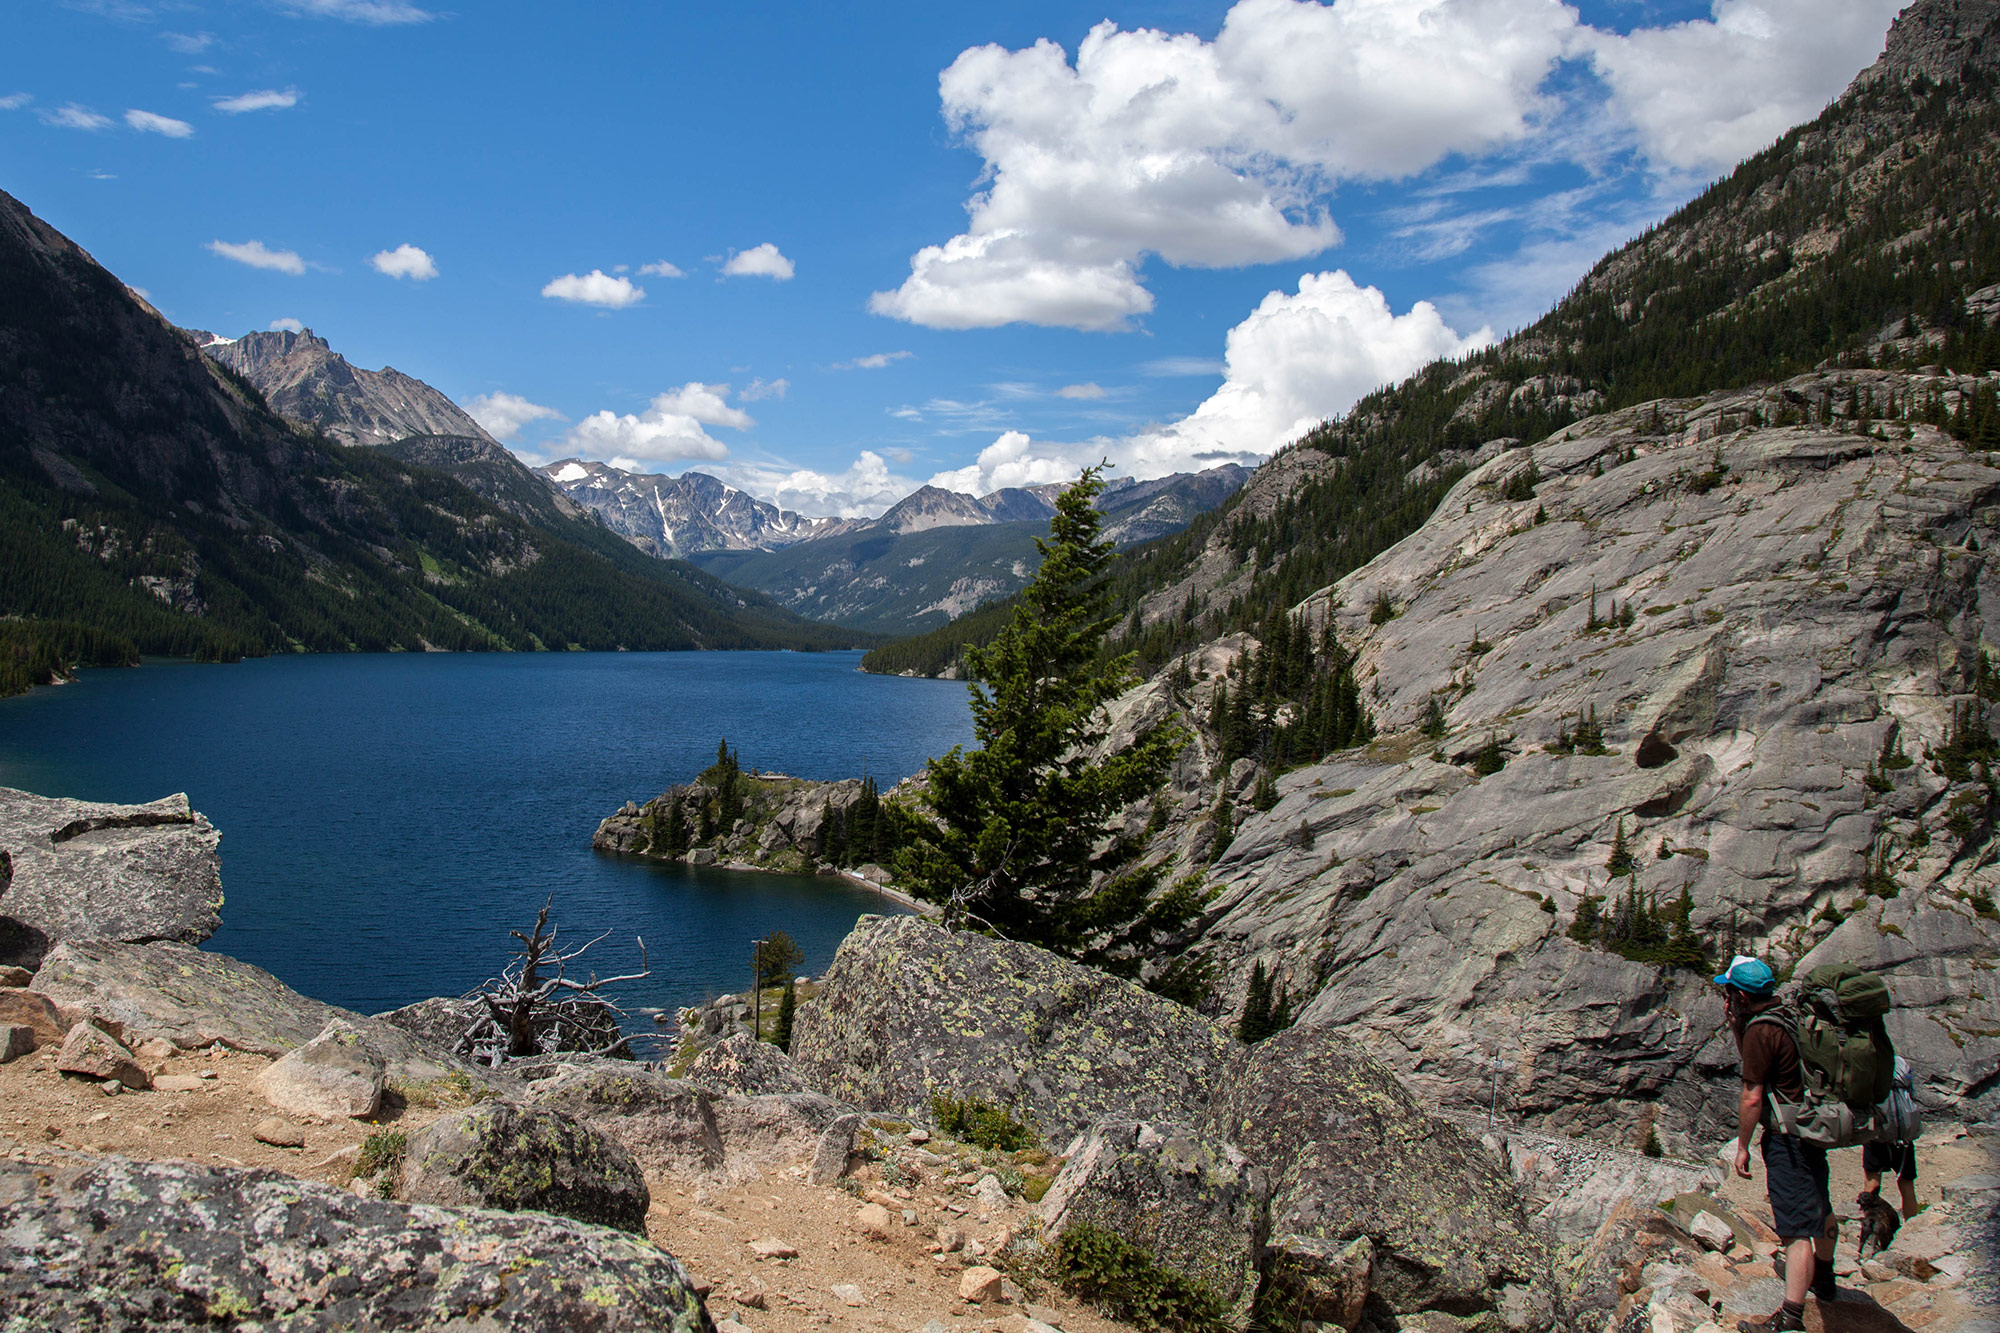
0 1155 713 1331
1188 398 2000 1136
0 789 221 969
1204 1025 1558 1326
527 1065 726 1178
790 915 1235 1144
399 1102 651 1234
1038 1120 1271 1329
254 1018 386 1119
710 1093 855 1178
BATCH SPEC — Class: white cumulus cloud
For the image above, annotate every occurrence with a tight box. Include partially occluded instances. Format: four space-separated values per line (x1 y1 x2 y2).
740 378 789 402
930 269 1488 494
561 383 753 465
42 104 112 131
1583 0 1901 172
720 243 795 280
710 451 921 520
874 0 1576 331
541 270 644 308
214 88 300 113
209 239 306 275
370 243 438 281
639 260 684 278
465 392 562 442
268 317 305 332
126 109 194 138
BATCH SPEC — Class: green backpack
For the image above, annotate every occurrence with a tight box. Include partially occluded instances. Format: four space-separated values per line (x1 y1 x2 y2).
1748 963 1896 1148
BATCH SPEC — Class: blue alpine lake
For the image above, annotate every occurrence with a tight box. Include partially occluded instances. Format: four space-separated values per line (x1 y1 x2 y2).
0 651 972 1044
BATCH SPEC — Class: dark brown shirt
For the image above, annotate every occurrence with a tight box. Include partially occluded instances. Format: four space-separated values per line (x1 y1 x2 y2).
1740 1015 1804 1102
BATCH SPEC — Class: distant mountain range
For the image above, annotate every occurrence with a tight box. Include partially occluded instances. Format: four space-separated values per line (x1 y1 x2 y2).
184 325 1249 640
672 466 1250 635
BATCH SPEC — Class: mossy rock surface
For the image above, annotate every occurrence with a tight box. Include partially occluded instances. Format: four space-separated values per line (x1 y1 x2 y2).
791 915 1236 1144
399 1102 651 1234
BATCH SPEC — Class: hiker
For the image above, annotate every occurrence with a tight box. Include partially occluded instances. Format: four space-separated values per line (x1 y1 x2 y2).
1717 955 1838 1333
1863 1054 1921 1218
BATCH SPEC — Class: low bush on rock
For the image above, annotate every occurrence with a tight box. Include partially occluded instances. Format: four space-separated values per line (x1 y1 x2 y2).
931 1093 1037 1152
1049 1221 1228 1333
355 1129 408 1193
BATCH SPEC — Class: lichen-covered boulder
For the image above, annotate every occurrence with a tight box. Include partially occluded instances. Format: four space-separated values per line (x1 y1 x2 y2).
0 1154 711 1331
528 1064 725 1178
1038 1120 1270 1329
1202 1024 1558 1327
253 1017 385 1119
400 1102 650 1233
684 1031 810 1096
791 915 1236 1143
0 788 222 969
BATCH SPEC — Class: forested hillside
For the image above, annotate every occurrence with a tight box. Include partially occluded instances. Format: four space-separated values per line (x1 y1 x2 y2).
0 190 860 695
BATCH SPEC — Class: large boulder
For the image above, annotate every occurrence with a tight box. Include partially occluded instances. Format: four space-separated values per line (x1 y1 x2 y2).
528 1065 726 1178
54 1020 148 1088
684 1031 810 1096
253 1018 386 1119
399 1102 651 1233
1203 1024 1558 1327
29 940 488 1091
791 914 1236 1144
0 789 221 968
0 1154 712 1331
1038 1120 1270 1330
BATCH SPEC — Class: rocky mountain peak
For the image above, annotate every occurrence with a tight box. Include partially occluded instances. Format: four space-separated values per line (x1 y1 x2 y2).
1865 0 2000 85
204 328 494 448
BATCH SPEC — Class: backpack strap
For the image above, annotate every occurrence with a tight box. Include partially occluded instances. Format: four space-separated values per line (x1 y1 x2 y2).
1744 1009 1800 1133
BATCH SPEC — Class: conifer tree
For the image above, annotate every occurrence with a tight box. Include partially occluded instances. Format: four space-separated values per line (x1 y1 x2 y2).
1607 816 1634 877
896 467 1184 948
1236 961 1275 1042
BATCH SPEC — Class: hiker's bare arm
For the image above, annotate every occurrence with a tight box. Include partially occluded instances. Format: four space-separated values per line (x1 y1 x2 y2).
1735 1082 1764 1177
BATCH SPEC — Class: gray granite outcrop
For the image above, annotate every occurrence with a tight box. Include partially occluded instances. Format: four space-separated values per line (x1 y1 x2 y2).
0 1153 710 1331
1177 391 2000 1138
0 788 221 969
29 938 492 1093
790 914 1235 1145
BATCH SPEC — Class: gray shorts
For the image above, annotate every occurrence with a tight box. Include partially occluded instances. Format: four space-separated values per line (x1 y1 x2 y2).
1762 1131 1832 1241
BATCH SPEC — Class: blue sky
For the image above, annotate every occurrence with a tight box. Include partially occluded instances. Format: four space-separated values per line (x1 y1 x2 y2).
3 0 1903 515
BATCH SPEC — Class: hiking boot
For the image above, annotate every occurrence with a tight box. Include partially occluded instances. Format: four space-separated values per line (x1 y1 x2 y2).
1737 1303 1807 1333
1812 1257 1839 1302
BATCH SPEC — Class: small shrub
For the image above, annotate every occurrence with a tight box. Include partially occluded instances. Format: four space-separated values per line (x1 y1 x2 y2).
1971 891 1999 921
1049 1221 1227 1333
1642 1126 1663 1158
1369 590 1397 625
1472 732 1506 776
1021 1172 1056 1204
355 1129 408 1195
931 1093 1038 1152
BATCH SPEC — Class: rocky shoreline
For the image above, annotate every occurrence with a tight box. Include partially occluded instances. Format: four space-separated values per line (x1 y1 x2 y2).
3 785 1997 1332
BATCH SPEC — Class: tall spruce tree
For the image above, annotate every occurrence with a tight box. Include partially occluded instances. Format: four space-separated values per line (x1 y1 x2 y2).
896 466 1184 949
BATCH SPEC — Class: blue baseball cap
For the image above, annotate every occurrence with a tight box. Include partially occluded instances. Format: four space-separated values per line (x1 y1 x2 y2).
1713 955 1777 995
